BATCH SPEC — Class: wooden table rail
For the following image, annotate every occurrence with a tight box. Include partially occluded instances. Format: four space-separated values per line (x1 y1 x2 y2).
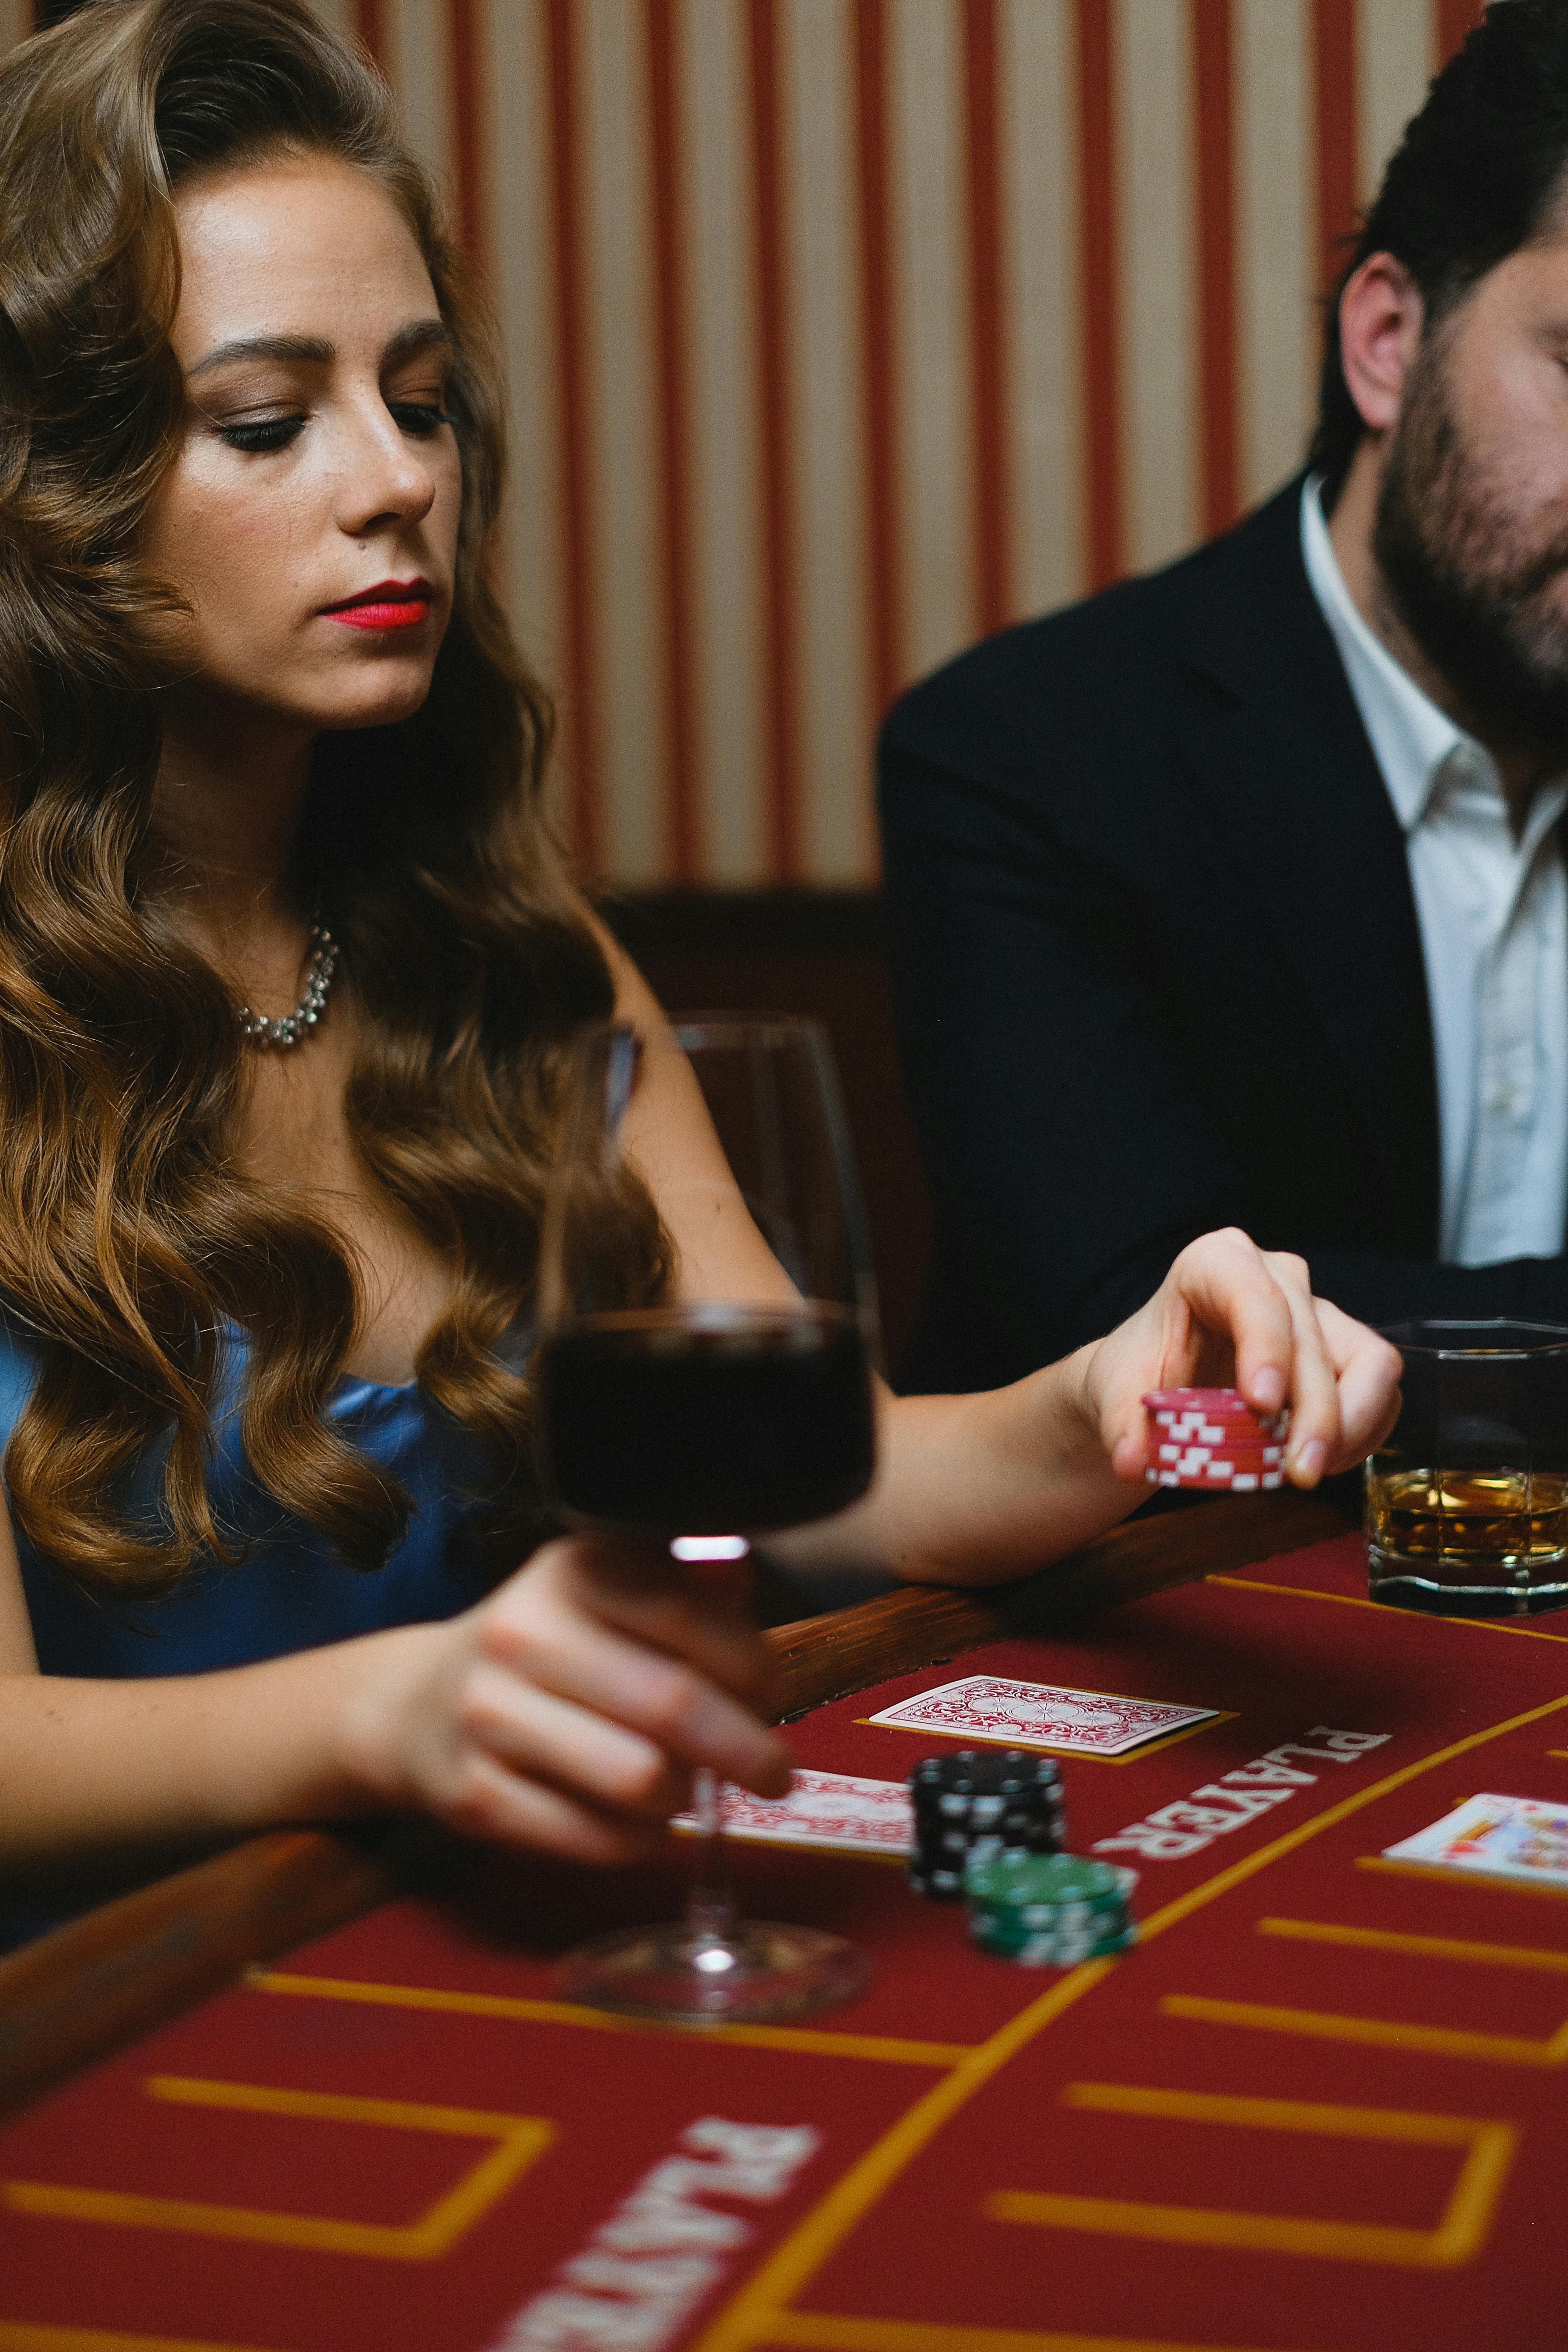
0 1489 1346 2121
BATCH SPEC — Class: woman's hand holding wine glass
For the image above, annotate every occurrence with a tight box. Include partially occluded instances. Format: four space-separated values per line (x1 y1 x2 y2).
531 1017 882 2021
338 1531 791 1866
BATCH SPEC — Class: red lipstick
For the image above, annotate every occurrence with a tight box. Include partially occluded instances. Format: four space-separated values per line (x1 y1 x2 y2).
321 579 434 631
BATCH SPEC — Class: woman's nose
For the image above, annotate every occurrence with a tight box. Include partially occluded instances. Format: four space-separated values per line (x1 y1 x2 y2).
336 402 438 536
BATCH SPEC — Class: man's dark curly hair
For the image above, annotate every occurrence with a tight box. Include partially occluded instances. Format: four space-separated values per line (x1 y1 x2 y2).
1312 0 1568 506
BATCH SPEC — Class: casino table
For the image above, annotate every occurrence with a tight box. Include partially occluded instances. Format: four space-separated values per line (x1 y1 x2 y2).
3 1488 1568 2352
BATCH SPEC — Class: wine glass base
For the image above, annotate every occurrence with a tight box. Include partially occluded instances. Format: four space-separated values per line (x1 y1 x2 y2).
554 1919 872 2025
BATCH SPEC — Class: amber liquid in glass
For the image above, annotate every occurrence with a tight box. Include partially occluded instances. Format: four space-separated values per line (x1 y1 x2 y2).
1367 1465 1568 1613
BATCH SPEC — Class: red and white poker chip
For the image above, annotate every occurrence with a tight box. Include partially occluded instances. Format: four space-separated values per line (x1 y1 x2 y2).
1143 1387 1291 1493
1144 1388 1281 1417
1147 1385 1283 1407
1146 1388 1288 1441
1156 1442 1284 1468
1146 1465 1285 1492
1152 1411 1288 1430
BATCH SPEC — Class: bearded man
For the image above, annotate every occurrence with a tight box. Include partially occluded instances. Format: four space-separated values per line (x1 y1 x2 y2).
880 0 1568 1393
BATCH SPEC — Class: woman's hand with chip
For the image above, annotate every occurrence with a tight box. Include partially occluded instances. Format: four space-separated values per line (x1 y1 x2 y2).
771 1225 1402 1591
1077 1226 1403 1490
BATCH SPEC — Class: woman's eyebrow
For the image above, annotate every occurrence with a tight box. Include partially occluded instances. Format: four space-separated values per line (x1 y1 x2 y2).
382 319 454 367
186 319 452 378
187 332 333 378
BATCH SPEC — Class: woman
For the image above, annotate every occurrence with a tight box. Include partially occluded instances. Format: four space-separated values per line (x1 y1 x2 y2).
0 0 1398 1873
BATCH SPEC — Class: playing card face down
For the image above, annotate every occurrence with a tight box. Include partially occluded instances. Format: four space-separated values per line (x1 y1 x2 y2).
672 1767 913 1853
1382 1791 1568 1886
864 1675 1218 1757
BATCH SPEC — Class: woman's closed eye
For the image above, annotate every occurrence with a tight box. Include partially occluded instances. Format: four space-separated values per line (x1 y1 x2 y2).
213 397 454 455
217 413 305 453
387 399 455 438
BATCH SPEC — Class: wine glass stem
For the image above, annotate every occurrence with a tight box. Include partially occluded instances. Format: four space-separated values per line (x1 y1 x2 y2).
668 1536 751 1946
685 1765 737 1943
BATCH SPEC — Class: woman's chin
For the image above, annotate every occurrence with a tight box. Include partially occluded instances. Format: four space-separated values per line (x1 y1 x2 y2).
312 673 438 733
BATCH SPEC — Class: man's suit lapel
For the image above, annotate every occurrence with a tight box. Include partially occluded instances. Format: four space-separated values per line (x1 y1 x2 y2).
1168 482 1441 1258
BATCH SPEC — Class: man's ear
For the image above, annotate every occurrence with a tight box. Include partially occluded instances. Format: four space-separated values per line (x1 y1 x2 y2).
1338 252 1425 435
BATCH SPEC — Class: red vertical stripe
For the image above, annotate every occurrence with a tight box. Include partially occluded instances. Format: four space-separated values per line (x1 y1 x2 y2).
647 0 699 882
1192 0 1238 539
1311 0 1359 299
544 0 601 871
1435 0 1482 67
447 0 485 271
747 0 800 881
963 0 1009 637
354 0 387 70
853 0 902 724
1075 0 1121 592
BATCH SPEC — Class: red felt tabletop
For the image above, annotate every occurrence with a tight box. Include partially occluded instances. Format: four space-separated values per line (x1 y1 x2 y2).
3 1531 1568 2351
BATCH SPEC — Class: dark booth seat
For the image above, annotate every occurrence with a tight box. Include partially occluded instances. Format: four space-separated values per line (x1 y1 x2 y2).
607 887 933 1377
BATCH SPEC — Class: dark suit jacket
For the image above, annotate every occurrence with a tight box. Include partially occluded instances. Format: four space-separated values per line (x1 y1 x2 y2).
879 475 1568 1392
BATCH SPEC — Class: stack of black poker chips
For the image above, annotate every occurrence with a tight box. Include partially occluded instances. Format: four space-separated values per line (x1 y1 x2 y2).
907 1748 1066 1899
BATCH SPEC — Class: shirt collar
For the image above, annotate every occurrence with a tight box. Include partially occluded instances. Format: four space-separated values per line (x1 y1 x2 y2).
1302 479 1568 854
1299 474 1471 833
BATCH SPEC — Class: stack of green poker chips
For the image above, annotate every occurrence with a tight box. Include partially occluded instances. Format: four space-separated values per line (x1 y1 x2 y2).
963 1849 1138 1966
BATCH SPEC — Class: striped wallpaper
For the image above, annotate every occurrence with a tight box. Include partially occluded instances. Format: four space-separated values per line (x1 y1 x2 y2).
8 0 1485 883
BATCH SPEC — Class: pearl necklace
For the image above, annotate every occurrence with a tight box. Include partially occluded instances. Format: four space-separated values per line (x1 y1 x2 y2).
235 924 339 1050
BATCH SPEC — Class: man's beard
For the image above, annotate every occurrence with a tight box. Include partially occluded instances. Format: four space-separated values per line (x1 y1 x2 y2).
1372 341 1568 754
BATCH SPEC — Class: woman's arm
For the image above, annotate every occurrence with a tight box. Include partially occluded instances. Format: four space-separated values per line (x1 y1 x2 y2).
606 951 1402 1587
773 1232 1398 1586
0 1512 791 1871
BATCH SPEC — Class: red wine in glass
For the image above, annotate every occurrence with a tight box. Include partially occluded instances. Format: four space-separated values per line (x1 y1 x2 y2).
541 1302 875 1533
535 1019 880 2023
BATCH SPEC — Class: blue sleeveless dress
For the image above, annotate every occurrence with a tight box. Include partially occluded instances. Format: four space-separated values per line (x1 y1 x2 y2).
8 1322 520 1679
0 1322 535 1955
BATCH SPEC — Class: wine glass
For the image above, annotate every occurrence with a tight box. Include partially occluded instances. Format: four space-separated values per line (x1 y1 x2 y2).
535 1017 880 2022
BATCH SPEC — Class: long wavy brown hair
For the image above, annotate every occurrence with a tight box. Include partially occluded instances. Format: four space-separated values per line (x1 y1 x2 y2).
0 0 669 1590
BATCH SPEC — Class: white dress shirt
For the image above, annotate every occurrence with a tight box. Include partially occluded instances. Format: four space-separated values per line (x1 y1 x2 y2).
1300 478 1568 1267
